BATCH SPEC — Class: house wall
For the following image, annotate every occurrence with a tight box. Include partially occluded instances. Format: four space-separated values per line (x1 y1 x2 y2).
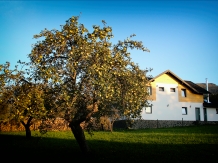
206 108 218 121
143 74 205 121
178 83 203 103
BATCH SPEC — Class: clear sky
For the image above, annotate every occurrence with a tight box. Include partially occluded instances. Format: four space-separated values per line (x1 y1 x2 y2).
0 0 218 85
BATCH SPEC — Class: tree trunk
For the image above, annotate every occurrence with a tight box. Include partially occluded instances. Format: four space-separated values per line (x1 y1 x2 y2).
68 100 98 155
21 116 33 139
24 125 31 138
69 120 90 155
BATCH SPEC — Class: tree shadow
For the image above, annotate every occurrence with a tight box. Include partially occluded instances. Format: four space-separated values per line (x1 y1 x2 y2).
0 133 217 162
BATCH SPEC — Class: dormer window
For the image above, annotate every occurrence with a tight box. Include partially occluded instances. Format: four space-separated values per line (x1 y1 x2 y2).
181 89 186 97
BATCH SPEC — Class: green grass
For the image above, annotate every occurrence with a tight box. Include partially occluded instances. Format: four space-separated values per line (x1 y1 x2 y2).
1 125 218 162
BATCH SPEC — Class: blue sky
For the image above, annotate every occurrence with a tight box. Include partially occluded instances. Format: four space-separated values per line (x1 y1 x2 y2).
0 1 218 85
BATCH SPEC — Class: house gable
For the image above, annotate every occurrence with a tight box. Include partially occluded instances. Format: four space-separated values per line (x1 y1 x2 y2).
148 70 205 103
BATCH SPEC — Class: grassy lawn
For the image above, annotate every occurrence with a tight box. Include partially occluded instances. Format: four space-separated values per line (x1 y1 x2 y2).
1 125 218 162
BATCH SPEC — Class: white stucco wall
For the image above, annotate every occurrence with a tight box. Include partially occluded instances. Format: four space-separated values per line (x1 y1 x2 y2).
206 108 218 121
141 83 205 121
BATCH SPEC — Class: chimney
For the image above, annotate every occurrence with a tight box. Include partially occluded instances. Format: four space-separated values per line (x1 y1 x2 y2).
206 78 210 103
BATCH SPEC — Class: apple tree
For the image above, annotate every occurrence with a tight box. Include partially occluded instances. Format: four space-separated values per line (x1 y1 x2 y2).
28 16 150 153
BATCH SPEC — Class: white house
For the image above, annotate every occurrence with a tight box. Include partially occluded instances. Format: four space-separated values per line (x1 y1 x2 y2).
141 70 218 122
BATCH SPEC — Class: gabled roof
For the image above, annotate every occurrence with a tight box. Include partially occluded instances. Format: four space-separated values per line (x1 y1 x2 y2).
184 81 210 94
196 83 218 95
148 70 211 95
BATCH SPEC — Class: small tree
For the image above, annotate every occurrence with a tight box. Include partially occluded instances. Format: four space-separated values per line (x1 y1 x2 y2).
28 16 150 154
0 62 47 138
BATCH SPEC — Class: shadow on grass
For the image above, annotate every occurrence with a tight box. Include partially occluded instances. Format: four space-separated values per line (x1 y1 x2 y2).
113 124 218 134
0 133 217 162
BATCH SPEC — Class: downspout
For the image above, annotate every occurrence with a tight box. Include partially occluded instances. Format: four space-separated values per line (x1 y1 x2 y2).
206 78 210 103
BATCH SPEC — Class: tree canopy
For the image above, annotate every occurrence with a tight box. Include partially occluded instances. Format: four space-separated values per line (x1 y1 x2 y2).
0 15 150 154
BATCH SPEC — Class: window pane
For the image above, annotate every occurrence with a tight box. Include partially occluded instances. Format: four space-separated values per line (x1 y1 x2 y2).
159 87 164 91
181 89 186 97
182 107 187 115
170 88 175 92
146 107 152 114
147 86 152 95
